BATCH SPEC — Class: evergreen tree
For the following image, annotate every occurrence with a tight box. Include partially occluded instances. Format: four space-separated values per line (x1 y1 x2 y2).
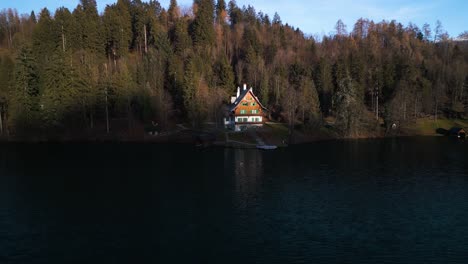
11 45 40 132
216 0 227 24
0 54 14 134
259 72 270 105
191 0 215 48
316 58 333 114
79 0 102 54
0 1 466 138
110 62 136 131
30 11 37 24
171 20 192 56
103 1 133 59
54 7 75 53
334 74 363 136
298 77 320 125
32 8 59 63
213 54 234 92
227 0 242 26
40 50 79 128
272 12 281 25
168 0 180 26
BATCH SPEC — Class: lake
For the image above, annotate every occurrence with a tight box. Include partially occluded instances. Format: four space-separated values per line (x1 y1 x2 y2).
1 137 467 263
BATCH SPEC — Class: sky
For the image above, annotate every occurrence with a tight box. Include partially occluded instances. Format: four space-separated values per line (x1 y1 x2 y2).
1 0 466 38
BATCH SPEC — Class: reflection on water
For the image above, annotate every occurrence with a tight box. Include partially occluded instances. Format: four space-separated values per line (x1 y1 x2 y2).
226 148 263 210
0 138 467 264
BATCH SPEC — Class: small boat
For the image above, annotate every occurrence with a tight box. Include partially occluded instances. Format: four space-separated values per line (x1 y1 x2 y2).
256 145 277 150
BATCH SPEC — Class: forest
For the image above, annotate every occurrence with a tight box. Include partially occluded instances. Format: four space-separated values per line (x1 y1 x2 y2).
0 0 467 139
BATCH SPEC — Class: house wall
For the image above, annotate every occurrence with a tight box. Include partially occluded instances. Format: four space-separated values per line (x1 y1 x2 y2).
234 124 262 131
235 116 263 123
234 92 263 117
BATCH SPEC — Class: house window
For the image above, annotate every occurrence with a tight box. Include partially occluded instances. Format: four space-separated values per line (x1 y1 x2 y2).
242 102 249 106
255 118 260 122
251 110 258 114
241 118 248 122
252 102 256 106
240 110 246 114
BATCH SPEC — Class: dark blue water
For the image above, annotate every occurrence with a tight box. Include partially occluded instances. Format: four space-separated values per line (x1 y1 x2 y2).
1 137 467 263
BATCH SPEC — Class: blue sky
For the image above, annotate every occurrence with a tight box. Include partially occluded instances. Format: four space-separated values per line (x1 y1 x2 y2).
1 0 466 38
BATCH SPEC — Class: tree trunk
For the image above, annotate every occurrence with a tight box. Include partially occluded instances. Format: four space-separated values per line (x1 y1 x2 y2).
144 24 148 54
90 111 94 129
8 28 12 49
376 94 379 120
105 89 109 134
62 25 65 52
104 63 110 134
0 107 3 135
403 100 407 120
127 99 132 135
82 102 87 128
414 96 417 118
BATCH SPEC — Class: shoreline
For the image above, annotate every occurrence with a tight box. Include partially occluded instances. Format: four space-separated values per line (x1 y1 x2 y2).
0 132 448 145
0 117 464 146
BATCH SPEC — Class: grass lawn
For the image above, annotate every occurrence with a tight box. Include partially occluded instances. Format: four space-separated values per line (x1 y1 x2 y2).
227 132 257 144
260 123 290 145
264 123 289 138
409 117 468 136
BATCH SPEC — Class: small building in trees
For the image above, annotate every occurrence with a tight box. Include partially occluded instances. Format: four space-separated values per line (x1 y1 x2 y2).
224 84 267 131
448 127 466 138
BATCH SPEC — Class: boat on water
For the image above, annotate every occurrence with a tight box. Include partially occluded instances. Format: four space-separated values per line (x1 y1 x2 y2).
256 145 277 150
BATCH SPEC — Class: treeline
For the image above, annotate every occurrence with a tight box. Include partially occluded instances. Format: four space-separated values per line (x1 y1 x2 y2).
0 0 467 138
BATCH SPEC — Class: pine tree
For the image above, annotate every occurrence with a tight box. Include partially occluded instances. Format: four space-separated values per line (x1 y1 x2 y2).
334 74 363 136
129 0 148 54
216 0 227 24
227 0 241 26
76 61 99 129
191 0 215 48
54 7 74 53
183 56 197 123
213 54 234 92
298 77 320 125
168 0 180 26
316 58 333 114
30 11 37 24
259 72 269 105
272 12 281 25
32 8 59 63
0 54 14 134
40 50 78 128
103 1 133 60
172 20 192 56
78 0 102 55
11 45 40 133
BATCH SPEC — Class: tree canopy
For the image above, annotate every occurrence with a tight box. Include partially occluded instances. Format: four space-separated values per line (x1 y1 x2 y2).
0 1 466 138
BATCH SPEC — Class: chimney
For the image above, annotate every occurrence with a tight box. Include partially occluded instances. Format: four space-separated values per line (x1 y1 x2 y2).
236 87 240 98
243 83 247 90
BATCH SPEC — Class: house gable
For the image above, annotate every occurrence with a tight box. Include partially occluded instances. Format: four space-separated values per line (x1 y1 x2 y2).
230 89 266 113
224 86 267 130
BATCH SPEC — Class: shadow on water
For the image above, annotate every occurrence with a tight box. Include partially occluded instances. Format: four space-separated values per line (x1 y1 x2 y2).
0 138 467 264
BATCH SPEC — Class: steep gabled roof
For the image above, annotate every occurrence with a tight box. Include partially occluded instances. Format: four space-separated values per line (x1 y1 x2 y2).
229 88 267 112
449 127 466 134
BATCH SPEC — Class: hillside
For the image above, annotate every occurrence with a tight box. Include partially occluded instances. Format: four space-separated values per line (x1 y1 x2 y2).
0 0 466 141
